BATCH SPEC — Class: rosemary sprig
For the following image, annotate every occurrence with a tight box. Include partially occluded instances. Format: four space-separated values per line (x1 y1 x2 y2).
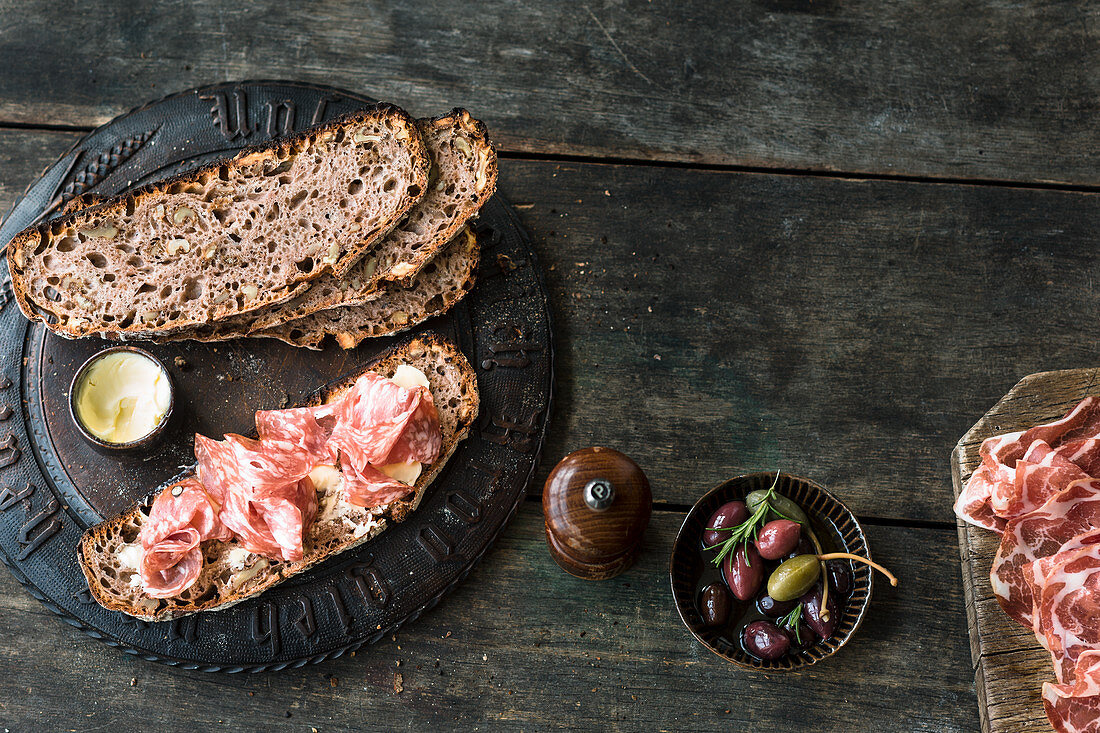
706 499 769 568
706 472 784 568
780 603 805 644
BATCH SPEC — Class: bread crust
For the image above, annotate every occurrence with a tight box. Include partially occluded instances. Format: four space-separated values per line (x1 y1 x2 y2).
8 103 430 340
77 333 478 620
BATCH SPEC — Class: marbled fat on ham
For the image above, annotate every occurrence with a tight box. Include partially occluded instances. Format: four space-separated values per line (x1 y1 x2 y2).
1038 541 1100 685
138 478 231 597
991 479 1100 628
1044 651 1100 733
956 397 1100 532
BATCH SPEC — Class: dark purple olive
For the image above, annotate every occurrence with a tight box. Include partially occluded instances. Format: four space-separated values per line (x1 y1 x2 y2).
783 616 816 650
700 584 732 627
756 593 798 618
755 519 801 560
742 620 791 660
801 583 838 640
723 543 764 601
703 501 749 548
785 536 815 560
827 560 853 598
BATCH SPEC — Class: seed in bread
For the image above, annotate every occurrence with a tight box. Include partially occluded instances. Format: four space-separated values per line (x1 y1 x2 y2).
77 333 479 621
7 104 430 340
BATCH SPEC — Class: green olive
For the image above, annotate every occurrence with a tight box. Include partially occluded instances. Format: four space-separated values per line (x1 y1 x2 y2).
745 489 810 526
767 554 821 602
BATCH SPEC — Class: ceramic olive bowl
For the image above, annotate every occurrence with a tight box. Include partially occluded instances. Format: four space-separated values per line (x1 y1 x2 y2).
670 472 873 672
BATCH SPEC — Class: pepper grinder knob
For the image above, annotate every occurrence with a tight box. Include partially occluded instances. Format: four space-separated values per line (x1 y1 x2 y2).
543 447 652 580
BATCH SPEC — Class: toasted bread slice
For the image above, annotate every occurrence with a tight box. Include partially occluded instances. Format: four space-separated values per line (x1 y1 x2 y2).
8 104 430 340
254 227 479 350
162 226 479 349
167 109 496 341
243 109 497 330
77 333 478 621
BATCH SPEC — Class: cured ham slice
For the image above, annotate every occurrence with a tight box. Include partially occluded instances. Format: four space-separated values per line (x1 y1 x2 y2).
957 397 1100 532
991 441 1092 521
1059 438 1100 478
1044 651 1100 733
991 479 1100 628
1038 540 1100 684
138 478 231 597
1024 530 1100 643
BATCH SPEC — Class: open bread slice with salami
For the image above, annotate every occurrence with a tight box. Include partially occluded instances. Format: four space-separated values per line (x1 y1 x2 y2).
78 333 478 621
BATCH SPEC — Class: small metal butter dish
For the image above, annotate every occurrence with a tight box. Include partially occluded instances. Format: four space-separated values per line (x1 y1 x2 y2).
68 345 175 455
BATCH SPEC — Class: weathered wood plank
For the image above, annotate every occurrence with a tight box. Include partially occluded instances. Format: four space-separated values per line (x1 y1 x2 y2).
0 505 976 732
4 129 1100 522
950 369 1100 733
0 1 1099 184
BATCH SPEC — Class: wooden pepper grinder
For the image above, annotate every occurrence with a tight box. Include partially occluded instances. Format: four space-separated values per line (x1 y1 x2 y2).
543 447 652 580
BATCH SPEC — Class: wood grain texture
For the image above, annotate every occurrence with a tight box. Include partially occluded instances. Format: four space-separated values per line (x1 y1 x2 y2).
1 1 1099 183
0 504 976 732
951 368 1100 733
6 129 1100 522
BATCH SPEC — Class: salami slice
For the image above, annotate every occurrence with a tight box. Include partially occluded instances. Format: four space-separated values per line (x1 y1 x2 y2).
339 453 417 507
328 372 441 473
138 478 229 597
218 476 317 562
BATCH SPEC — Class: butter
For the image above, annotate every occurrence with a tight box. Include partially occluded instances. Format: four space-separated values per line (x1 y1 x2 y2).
380 460 422 485
117 543 143 570
75 351 171 443
390 364 430 390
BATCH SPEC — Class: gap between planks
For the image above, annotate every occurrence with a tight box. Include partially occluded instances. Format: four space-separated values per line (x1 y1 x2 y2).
3 119 1100 197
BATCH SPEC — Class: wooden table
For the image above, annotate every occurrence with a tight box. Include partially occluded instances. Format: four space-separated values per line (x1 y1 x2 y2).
3 1 1098 729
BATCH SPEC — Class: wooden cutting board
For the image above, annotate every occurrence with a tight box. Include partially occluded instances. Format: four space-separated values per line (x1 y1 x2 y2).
951 367 1100 733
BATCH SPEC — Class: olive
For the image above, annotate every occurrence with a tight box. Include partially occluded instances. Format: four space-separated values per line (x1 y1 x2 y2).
782 615 815 650
703 501 748 549
722 543 764 601
746 489 810 526
755 519 801 560
755 593 798 618
827 560 853 598
785 536 816 560
742 620 791 660
767 554 821 602
700 584 732 627
801 583 838 640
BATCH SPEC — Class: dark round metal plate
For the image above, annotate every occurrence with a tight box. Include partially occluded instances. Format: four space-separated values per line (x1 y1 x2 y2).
0 81 553 671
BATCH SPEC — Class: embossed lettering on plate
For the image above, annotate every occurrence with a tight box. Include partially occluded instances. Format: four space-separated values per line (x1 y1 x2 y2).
250 601 281 655
345 556 391 609
481 411 542 453
481 323 543 370
201 89 251 140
